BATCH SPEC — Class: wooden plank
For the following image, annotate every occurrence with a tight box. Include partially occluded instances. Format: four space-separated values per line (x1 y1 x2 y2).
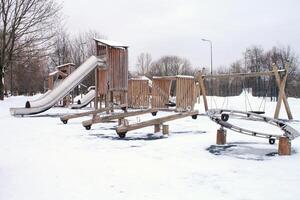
82 108 158 127
60 107 111 123
116 110 198 134
203 71 275 79
60 103 127 123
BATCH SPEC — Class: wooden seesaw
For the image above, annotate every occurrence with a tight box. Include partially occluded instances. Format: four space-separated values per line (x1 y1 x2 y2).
82 108 158 130
60 104 128 124
115 110 199 138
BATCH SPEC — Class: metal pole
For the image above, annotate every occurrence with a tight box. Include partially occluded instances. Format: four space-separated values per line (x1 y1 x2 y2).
210 41 213 76
202 38 213 108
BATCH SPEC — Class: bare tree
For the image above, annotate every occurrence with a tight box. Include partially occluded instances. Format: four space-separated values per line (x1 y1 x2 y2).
69 30 105 89
50 27 72 68
149 55 193 77
136 53 152 76
0 0 61 99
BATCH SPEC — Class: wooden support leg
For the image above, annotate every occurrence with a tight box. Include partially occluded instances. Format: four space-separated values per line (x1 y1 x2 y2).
278 137 291 156
110 91 114 113
162 124 169 136
118 118 122 126
154 124 161 133
216 128 227 145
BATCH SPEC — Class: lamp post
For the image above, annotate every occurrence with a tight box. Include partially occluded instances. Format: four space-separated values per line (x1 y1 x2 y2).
202 38 213 107
201 38 213 75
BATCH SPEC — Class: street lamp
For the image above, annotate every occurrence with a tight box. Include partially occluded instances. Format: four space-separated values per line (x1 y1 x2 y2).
201 38 213 75
202 38 213 108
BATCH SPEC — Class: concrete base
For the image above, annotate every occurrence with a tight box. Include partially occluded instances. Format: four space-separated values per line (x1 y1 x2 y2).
216 128 227 145
278 136 291 156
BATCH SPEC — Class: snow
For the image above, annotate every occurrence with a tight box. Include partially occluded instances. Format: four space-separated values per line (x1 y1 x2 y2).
94 38 129 48
1 93 300 200
131 76 152 87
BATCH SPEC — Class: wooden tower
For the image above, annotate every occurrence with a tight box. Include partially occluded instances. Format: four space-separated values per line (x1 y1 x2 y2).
94 39 129 109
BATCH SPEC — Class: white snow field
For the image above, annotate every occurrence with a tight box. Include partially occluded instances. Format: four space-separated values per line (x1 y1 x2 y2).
1 94 300 200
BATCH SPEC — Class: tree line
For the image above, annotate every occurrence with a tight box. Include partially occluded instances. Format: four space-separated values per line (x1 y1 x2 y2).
0 0 104 99
1 0 299 100
135 45 299 98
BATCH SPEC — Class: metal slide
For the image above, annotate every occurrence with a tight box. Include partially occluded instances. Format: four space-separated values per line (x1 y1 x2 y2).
70 89 95 109
10 56 105 116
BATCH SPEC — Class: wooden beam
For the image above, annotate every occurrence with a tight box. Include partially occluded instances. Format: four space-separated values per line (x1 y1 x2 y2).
273 64 293 120
152 76 177 80
195 72 208 111
82 108 158 128
116 110 198 134
202 71 275 79
60 104 127 124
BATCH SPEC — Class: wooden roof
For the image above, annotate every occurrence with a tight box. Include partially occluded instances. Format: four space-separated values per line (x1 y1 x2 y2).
48 70 68 78
55 63 75 70
94 38 129 48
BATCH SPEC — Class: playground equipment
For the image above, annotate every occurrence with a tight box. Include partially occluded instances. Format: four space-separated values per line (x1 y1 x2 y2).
116 110 199 138
60 103 128 124
10 56 105 116
196 63 293 120
208 109 300 155
82 108 158 131
79 75 198 138
56 39 130 122
128 78 151 108
93 39 129 110
150 75 196 111
48 63 75 107
70 88 95 109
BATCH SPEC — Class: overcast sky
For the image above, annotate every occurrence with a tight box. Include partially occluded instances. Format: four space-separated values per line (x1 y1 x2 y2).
58 0 300 71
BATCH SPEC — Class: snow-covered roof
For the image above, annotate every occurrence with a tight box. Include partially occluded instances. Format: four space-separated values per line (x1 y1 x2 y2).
131 76 151 81
49 71 59 76
131 76 153 87
55 63 75 70
94 38 129 48
176 75 194 79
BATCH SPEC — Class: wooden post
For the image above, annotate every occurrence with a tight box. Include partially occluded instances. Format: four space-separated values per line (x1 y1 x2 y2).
110 91 114 112
273 64 293 120
94 68 99 116
278 136 291 156
216 128 226 145
196 72 208 111
118 118 122 126
162 124 169 136
154 124 161 133
118 118 129 126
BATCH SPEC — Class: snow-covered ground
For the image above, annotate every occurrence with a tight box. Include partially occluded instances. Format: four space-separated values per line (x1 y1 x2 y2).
1 94 300 200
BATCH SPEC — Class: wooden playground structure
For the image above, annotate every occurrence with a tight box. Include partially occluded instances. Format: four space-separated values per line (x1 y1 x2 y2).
56 39 296 155
195 62 296 155
48 63 75 106
128 78 150 109
59 39 199 139
195 63 293 120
